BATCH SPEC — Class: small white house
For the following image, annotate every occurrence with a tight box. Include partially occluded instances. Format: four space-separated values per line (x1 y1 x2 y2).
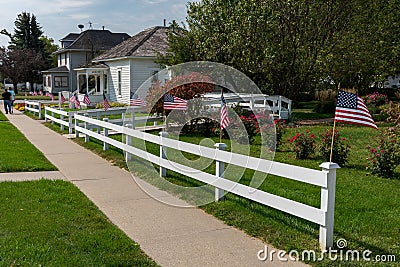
75 26 168 104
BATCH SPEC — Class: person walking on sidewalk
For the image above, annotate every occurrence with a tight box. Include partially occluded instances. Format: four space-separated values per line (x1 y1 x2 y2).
2 89 12 114
8 87 15 114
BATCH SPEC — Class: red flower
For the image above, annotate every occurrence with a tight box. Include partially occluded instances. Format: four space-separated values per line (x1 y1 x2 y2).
310 134 315 139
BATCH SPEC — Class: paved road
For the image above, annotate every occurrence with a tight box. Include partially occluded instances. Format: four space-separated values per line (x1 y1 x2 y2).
1 108 308 267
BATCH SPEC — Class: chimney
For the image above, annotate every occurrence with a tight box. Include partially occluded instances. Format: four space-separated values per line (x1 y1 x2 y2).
163 19 166 27
102 26 105 30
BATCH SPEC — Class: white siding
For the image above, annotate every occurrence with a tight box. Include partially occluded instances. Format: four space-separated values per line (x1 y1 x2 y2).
108 59 130 104
130 58 161 100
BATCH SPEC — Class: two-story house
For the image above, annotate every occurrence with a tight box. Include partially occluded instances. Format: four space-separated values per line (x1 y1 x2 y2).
42 29 130 94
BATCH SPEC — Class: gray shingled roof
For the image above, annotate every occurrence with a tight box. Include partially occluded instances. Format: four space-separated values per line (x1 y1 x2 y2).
42 66 69 73
93 26 169 61
56 30 130 53
60 33 80 42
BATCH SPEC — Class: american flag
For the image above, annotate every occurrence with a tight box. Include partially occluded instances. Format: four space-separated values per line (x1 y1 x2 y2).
220 92 229 129
335 90 378 129
69 94 75 103
46 92 54 101
61 94 66 104
103 93 110 111
164 94 187 110
130 93 146 107
74 94 80 109
83 93 91 105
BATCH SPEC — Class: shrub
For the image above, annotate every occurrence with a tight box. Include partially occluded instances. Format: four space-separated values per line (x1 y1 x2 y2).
364 92 389 115
95 102 127 109
364 92 389 106
366 126 400 178
145 72 214 115
382 101 400 124
312 101 336 114
318 129 350 166
288 130 316 159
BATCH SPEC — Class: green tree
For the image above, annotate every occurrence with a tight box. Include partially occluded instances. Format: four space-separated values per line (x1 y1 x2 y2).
162 0 400 99
322 0 400 93
0 12 49 89
40 36 59 69
161 0 354 99
0 47 45 91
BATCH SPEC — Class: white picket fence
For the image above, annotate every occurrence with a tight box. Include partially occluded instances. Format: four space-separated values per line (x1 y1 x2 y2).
73 113 339 250
44 106 164 134
25 100 59 119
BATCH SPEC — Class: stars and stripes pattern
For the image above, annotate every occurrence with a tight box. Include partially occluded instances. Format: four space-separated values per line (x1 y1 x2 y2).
103 93 110 111
220 92 229 130
83 93 91 105
163 94 187 110
130 93 146 107
335 90 378 129
45 92 55 101
69 94 75 103
74 93 80 109
61 94 66 104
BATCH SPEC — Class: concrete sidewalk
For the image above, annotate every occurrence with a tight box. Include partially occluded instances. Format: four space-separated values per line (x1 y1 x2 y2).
0 171 66 182
2 108 308 267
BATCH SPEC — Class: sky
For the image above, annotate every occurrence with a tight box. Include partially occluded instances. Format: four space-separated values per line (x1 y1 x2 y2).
0 0 188 47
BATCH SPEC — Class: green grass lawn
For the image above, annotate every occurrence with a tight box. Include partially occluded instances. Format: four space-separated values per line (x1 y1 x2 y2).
69 124 400 266
0 179 157 266
0 110 8 121
0 118 56 172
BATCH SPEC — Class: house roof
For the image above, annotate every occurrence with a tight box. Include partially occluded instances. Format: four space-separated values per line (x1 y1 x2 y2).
93 26 169 61
55 30 130 53
60 33 80 42
41 66 69 73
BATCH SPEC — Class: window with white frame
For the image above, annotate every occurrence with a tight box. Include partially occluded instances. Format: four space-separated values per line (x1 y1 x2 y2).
117 70 122 96
54 76 68 87
103 74 108 93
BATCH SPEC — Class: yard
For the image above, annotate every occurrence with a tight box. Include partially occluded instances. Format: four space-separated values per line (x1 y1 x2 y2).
0 180 157 266
0 113 56 172
21 99 400 266
71 123 399 266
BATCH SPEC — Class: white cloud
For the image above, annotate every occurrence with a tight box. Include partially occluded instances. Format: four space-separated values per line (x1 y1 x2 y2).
143 0 169 4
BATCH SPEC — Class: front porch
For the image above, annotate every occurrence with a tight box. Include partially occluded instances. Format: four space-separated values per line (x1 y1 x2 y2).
75 64 110 104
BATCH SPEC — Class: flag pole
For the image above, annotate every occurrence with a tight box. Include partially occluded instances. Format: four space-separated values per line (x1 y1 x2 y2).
329 119 337 163
329 83 341 163
220 88 223 143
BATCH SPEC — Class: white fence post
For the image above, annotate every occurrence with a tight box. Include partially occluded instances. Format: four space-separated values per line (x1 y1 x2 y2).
74 114 79 138
319 162 340 250
38 101 42 119
125 123 133 161
58 92 62 109
96 111 101 134
60 111 65 131
103 118 109 151
159 132 168 177
84 114 89 142
68 112 74 134
44 107 48 122
214 143 227 202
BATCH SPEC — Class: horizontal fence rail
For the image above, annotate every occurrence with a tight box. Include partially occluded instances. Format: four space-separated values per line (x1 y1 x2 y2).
73 114 339 250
